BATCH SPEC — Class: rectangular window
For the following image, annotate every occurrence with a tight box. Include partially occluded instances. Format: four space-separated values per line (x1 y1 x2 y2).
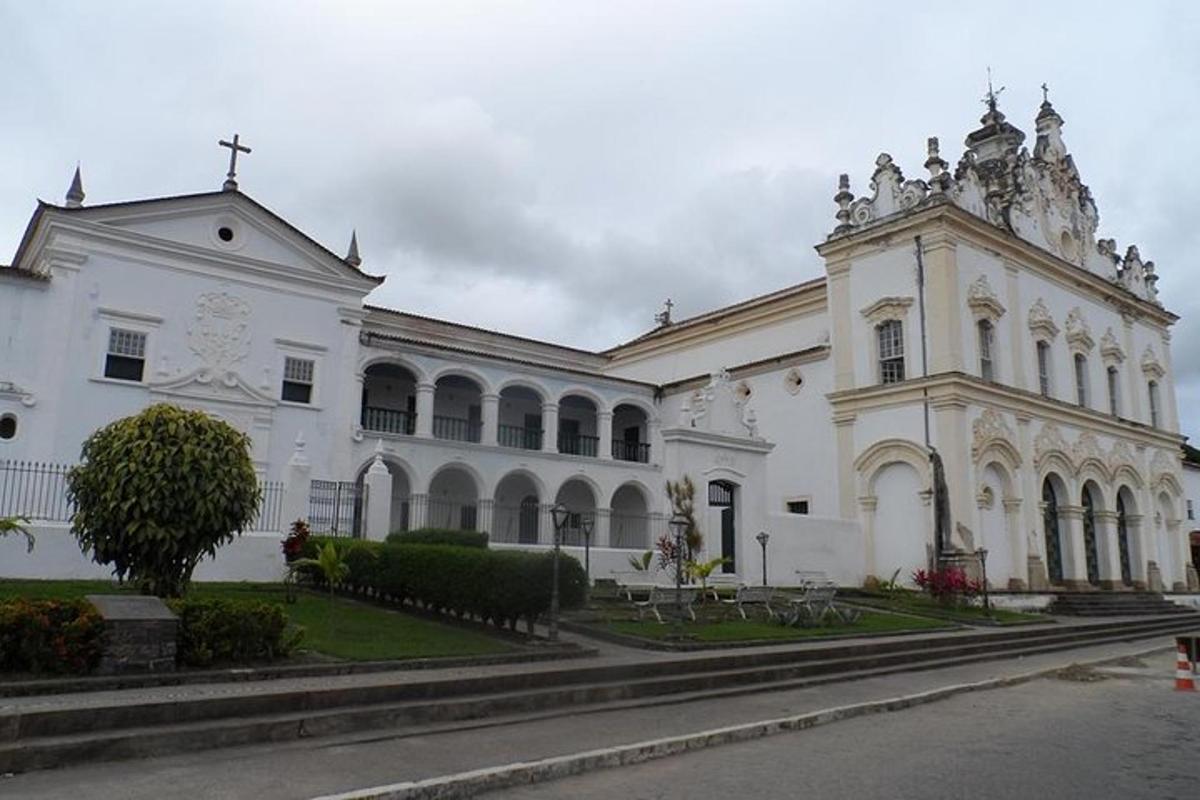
1188 499 1194 522
1107 366 1120 416
1036 341 1052 397
978 320 994 382
877 320 905 384
1148 380 1161 427
281 357 314 404
104 328 146 382
1074 354 1088 407
786 500 810 515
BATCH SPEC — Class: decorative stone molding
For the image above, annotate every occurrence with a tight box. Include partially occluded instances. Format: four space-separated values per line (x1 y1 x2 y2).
966 275 1005 322
188 291 252 376
1140 345 1165 379
1071 432 1108 477
860 296 914 326
783 368 804 395
970 407 1018 463
976 485 995 510
1064 307 1094 353
842 154 930 228
1150 448 1181 493
0 380 35 407
1033 422 1070 468
1027 298 1060 340
1099 328 1125 364
1107 439 1136 475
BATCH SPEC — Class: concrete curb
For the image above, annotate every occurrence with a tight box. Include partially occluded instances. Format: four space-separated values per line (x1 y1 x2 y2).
311 644 1171 800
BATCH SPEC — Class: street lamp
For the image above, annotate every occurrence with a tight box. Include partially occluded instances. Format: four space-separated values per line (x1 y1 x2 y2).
668 513 689 629
756 531 770 587
549 502 571 642
581 514 594 595
977 546 991 616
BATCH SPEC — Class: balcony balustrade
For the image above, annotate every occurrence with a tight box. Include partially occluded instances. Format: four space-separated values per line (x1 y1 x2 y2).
612 439 651 463
498 424 543 450
361 406 415 436
433 415 482 443
558 432 599 457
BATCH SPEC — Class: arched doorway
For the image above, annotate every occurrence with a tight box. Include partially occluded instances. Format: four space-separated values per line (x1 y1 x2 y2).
555 478 597 546
611 483 651 549
978 463 1014 587
612 404 650 462
1116 489 1134 587
433 375 484 443
361 363 418 435
427 466 480 530
493 471 541 544
708 480 737 574
1080 482 1102 587
1042 476 1064 585
870 463 926 585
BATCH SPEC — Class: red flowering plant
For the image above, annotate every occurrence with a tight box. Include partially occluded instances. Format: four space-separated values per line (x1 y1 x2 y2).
656 534 687 583
281 519 311 564
912 566 983 606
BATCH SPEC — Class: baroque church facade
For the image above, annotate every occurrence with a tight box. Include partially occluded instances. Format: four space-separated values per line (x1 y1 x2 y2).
1 93 1196 592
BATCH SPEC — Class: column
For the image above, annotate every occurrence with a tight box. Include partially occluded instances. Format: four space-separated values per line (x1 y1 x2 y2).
1125 514 1148 589
363 447 393 541
541 402 559 453
598 410 614 460
859 496 878 580
648 418 663 465
594 507 611 548
415 382 435 438
280 433 311 533
1168 519 1188 591
835 413 857 519
1003 497 1027 590
1004 262 1025 391
1094 510 1123 590
1059 505 1089 590
477 498 495 538
481 393 499 446
539 503 555 545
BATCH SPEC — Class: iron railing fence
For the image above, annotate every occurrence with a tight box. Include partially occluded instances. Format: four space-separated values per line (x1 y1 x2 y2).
424 497 478 531
497 424 543 450
308 479 366 537
433 416 482 443
612 440 651 463
361 406 415 435
558 432 599 457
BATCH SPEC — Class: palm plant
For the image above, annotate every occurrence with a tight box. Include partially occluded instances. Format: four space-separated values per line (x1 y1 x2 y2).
288 541 351 625
0 516 34 553
686 556 730 602
627 550 654 572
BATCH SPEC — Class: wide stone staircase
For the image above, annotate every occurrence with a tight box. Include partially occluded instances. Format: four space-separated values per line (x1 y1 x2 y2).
2 611 1199 774
1048 592 1195 617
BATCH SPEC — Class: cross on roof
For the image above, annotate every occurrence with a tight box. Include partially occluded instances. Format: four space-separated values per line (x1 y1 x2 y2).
654 298 674 326
982 67 1005 113
1041 82 1050 104
219 133 252 191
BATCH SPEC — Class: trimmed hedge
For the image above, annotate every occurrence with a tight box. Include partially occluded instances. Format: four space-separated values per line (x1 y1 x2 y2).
386 528 489 549
300 537 586 632
0 598 104 674
169 597 301 667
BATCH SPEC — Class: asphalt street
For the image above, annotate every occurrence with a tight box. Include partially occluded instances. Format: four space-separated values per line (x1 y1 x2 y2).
494 651 1200 800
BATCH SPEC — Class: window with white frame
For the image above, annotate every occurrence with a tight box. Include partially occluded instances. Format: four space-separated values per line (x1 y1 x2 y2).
1107 366 1121 416
877 320 905 384
104 328 147 382
1148 380 1161 427
977 319 995 382
1073 353 1089 407
1036 340 1052 397
281 357 315 404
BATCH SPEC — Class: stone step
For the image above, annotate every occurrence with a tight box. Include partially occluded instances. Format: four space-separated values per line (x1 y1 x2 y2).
2 614 1197 774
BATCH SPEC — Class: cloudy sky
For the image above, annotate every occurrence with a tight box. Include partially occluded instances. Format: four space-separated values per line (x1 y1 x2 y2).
2 1 1198 434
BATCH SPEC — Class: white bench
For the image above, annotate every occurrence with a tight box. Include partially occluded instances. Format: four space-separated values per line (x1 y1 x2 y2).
634 586 699 624
722 585 777 620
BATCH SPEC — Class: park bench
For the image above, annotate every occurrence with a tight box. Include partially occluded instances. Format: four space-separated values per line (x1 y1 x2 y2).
704 572 742 600
634 586 699 623
722 584 777 620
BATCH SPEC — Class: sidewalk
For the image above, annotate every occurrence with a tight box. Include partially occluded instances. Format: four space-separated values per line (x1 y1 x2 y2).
0 635 1179 800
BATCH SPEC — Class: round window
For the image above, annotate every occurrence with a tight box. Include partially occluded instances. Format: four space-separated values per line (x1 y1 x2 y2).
217 226 235 242
0 414 16 440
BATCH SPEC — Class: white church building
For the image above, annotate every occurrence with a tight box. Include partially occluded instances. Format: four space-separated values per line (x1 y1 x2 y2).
2 93 1196 592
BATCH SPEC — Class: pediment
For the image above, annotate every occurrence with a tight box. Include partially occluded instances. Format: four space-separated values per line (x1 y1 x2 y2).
148 367 278 409
61 192 380 290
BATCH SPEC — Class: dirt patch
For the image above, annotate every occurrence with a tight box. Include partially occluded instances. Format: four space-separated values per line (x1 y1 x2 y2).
1053 663 1111 683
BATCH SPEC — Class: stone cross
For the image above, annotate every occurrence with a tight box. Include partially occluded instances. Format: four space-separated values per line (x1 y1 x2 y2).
1041 82 1050 104
219 133 252 191
655 298 674 326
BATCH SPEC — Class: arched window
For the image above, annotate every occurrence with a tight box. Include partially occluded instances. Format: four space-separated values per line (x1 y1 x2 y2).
1106 366 1120 417
1036 341 1052 397
977 320 995 382
1073 353 1089 407
1148 380 1161 427
877 320 905 384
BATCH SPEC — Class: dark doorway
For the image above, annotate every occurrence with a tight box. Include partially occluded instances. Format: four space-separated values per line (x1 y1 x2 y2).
1043 479 1063 584
1117 494 1133 587
709 480 736 574
1081 486 1100 586
518 495 539 544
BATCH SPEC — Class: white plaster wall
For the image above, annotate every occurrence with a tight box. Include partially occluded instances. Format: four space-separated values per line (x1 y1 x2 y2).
845 247 925 386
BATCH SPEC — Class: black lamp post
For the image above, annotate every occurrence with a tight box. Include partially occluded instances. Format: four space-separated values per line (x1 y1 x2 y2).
756 531 770 587
581 514 594 596
549 502 570 642
977 546 991 616
668 513 688 630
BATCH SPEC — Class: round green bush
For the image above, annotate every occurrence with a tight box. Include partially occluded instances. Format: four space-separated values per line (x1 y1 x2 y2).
67 404 261 597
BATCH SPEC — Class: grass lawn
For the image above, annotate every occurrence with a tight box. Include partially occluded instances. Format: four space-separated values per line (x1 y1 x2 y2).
0 579 517 662
852 592 1047 625
606 610 951 643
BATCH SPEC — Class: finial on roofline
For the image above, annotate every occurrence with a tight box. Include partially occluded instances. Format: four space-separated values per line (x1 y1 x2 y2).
218 133 252 191
654 298 674 327
346 230 362 267
64 164 85 208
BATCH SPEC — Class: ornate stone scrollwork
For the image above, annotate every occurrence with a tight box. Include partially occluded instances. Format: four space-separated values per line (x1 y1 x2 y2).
1140 345 1165 379
1034 422 1070 468
1107 439 1136 474
971 408 1015 462
1071 432 1107 475
1027 298 1060 339
783 368 804 395
966 275 1005 322
1099 328 1125 364
1064 307 1094 352
860 296 914 326
188 291 252 376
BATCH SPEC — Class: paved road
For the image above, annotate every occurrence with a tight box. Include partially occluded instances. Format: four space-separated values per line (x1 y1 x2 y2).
495 651 1200 800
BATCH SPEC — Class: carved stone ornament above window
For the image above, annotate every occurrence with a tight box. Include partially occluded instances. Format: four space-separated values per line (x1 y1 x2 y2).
970 407 1016 462
188 291 252 377
1140 345 1165 379
1099 327 1125 364
860 296 914 326
1027 298 1060 340
1064 307 1094 352
966 275 1005 322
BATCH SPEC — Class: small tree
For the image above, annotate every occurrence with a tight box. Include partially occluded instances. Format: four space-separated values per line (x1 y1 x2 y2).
665 475 703 559
67 404 260 597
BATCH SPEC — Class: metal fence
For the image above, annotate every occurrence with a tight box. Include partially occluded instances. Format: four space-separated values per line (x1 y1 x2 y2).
0 459 285 532
308 479 366 537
